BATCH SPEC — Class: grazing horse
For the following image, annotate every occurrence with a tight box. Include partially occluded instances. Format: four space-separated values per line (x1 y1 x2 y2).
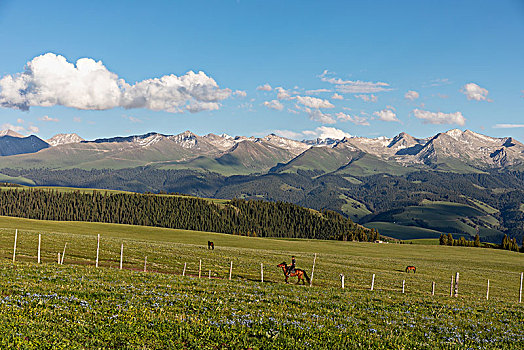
208 241 214 250
277 262 311 285
405 266 416 273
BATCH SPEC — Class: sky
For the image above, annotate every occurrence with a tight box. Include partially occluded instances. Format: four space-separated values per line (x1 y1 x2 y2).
0 0 523 141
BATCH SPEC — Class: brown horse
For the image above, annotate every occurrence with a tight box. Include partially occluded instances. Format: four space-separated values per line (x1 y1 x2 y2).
405 266 416 273
277 262 311 285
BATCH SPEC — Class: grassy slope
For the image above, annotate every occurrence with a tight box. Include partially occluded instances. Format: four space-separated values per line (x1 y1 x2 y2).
364 222 443 240
0 216 522 348
0 215 522 300
366 200 504 240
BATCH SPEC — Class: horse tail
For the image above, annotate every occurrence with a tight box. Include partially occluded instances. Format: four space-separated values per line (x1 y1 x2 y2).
302 270 311 284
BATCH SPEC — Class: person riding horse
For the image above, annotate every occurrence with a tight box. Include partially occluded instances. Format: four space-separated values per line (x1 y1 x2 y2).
286 256 296 276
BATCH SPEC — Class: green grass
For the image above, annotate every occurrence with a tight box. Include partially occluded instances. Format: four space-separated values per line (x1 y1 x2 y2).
339 194 371 221
375 200 504 240
0 216 522 348
403 238 440 245
364 222 443 240
0 173 36 186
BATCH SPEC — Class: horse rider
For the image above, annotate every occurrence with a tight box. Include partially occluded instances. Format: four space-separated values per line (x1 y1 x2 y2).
286 256 296 276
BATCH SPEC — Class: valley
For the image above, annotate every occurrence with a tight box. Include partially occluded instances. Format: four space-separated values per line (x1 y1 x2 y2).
0 128 523 244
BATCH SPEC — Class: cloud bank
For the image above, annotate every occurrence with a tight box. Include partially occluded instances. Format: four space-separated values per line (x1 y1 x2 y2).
320 70 392 93
0 53 232 113
413 109 466 125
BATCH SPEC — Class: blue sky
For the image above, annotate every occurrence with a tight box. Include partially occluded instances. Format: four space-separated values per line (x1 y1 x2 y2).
0 0 523 141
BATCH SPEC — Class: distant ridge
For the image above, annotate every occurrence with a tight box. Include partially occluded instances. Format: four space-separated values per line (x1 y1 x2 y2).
0 129 522 173
0 134 49 156
0 129 24 138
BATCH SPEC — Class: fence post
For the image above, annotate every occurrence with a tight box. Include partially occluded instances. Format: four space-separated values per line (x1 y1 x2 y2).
370 274 375 291
120 243 123 270
37 234 41 264
486 279 490 301
182 262 186 277
57 252 61 264
229 261 233 280
402 280 405 294
209 270 211 279
309 253 317 287
340 274 345 289
454 272 459 297
450 275 454 297
12 229 18 263
61 243 67 265
519 272 524 304
199 259 202 279
96 234 100 268
261 263 264 283
144 256 147 272
432 281 435 296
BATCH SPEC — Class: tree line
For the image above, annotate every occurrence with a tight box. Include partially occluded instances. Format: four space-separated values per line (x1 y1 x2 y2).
439 233 522 252
0 188 378 241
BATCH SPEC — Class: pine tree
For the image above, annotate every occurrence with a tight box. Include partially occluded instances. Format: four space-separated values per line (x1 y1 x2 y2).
447 233 454 246
439 234 447 246
474 233 480 248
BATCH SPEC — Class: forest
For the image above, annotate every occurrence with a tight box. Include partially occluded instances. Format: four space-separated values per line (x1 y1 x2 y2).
0 188 378 242
1 167 523 242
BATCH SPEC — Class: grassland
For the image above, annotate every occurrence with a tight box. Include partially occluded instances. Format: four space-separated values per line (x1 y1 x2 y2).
365 200 505 241
0 216 522 348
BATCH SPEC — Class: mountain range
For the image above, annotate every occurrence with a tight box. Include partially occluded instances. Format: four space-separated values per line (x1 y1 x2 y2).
0 128 523 244
0 128 523 173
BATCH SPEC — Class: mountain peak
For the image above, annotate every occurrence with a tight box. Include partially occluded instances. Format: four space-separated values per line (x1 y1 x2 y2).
47 133 85 146
0 129 24 138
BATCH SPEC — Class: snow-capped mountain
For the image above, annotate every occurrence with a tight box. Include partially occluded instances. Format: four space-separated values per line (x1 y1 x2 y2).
47 133 85 146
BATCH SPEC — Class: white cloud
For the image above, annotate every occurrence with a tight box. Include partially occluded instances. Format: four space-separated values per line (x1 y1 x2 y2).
319 70 392 93
276 87 291 100
493 124 524 129
308 126 352 140
404 90 419 101
331 93 343 100
373 108 399 122
355 94 377 102
306 88 331 94
304 108 336 124
336 112 370 126
263 100 284 111
273 129 304 139
461 83 491 102
0 53 231 113
122 115 142 123
234 90 247 97
186 101 220 113
256 83 272 91
1 122 39 135
294 96 334 109
28 125 39 133
424 78 452 87
39 115 59 122
413 109 466 125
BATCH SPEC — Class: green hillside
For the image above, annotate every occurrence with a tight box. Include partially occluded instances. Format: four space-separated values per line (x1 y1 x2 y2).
0 216 522 348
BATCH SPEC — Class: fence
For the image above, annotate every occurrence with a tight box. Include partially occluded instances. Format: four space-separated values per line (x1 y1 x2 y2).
2 228 523 303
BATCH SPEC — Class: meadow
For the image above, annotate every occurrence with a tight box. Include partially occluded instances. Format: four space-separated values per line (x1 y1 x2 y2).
0 215 522 349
